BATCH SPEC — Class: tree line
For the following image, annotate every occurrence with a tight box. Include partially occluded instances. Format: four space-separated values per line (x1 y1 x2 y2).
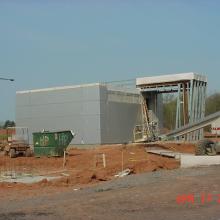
163 92 220 130
0 120 16 129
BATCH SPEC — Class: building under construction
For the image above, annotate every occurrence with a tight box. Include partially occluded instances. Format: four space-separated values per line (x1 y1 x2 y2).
16 72 207 145
135 72 207 141
16 82 141 145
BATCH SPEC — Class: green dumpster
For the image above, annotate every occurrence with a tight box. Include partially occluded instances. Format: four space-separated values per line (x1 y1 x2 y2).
33 130 75 157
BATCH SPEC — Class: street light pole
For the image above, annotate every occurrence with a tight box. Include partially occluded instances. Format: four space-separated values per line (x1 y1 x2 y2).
0 77 14 82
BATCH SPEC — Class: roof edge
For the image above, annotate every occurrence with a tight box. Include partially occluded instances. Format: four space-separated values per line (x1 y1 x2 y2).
16 83 101 94
136 72 207 87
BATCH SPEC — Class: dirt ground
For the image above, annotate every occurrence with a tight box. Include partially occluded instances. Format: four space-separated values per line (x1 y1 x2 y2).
0 143 187 191
2 142 212 220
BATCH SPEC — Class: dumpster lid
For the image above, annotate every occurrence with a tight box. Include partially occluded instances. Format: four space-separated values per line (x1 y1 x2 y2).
33 130 75 137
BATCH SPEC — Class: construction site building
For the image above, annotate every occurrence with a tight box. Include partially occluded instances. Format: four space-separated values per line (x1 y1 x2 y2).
136 72 207 141
16 82 141 145
16 72 208 145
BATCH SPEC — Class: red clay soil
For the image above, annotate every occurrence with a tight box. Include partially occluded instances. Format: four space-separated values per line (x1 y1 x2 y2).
0 144 182 192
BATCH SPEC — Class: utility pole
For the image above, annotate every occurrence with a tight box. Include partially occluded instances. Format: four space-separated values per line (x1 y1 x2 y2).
0 76 15 129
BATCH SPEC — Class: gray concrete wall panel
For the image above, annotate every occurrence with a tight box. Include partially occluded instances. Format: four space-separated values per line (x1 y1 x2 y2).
100 101 141 144
100 86 141 144
16 85 101 145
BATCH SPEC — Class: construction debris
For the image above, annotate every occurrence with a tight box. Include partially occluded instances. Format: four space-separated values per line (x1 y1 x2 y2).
146 146 192 159
115 169 133 178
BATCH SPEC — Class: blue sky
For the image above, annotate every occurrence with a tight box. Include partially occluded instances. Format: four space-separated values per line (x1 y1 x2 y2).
0 0 220 121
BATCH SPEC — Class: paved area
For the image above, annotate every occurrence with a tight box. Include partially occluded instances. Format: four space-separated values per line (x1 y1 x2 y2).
181 155 220 168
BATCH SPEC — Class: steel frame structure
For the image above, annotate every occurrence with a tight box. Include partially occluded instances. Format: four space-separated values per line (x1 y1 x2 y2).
136 73 207 141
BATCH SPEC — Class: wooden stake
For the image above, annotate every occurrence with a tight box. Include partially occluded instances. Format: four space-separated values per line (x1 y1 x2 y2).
63 150 66 168
121 150 124 172
102 153 106 168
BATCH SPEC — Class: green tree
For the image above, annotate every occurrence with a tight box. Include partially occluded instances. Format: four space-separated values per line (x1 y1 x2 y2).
3 120 15 129
205 93 220 115
163 92 220 131
163 95 176 130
